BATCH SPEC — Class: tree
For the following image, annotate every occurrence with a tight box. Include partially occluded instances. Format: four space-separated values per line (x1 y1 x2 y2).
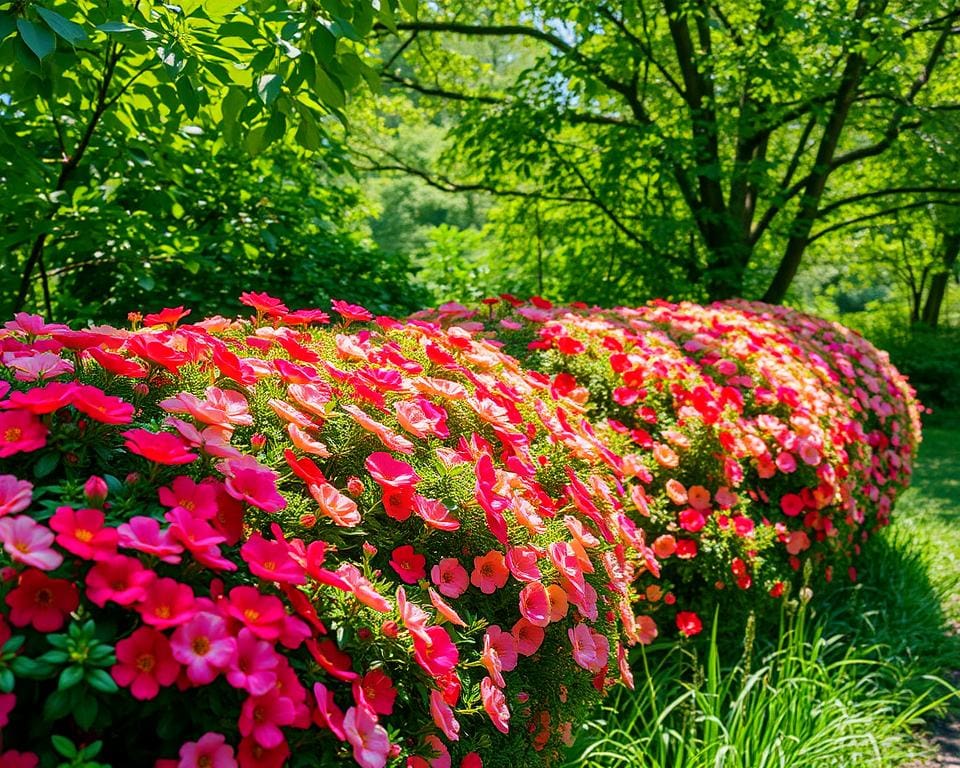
363 0 960 303
1 0 414 318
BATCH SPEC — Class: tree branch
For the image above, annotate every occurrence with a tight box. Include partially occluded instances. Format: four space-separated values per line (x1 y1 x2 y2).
819 186 960 217
809 200 960 243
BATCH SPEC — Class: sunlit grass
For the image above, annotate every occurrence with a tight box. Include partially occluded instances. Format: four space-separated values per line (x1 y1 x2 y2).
566 411 960 768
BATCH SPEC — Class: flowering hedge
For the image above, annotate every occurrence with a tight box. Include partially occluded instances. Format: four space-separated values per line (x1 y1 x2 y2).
0 298 656 768
0 295 920 768
414 297 922 624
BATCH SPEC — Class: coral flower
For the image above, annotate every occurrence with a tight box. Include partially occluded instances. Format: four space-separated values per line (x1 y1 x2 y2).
480 677 510 734
122 428 196 465
0 516 61 570
413 495 460 531
512 618 545 656
484 625 518 674
177 732 237 768
412 626 459 677
0 410 48 457
470 551 509 594
518 581 551 627
309 482 360 527
0 475 32 517
430 557 469 599
389 545 426 584
111 626 180 700
568 623 609 673
49 506 118 560
505 546 542 582
170 612 237 685
428 588 468 627
343 704 390 768
5 569 78 631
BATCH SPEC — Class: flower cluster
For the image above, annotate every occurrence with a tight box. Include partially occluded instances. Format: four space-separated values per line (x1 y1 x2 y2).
413 297 922 627
0 298 658 768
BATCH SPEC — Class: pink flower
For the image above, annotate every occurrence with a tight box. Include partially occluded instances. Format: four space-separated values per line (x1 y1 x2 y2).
122 428 196 465
241 292 289 317
225 586 287 641
421 735 451 768
49 506 118 561
353 669 397 716
83 476 109 507
3 351 73 381
227 629 279 696
171 612 237 685
343 704 390 768
158 476 219 519
480 677 510 734
389 545 426 584
780 493 804 517
313 681 347 740
178 732 237 768
471 551 509 594
310 481 361 527
505 546 542 582
240 533 305 585
221 460 286 513
412 626 459 677
518 581 551 627
0 381 75 414
430 558 469 599
0 475 32 517
0 516 61 570
238 690 296 749
137 577 197 628
117 516 183 563
413 495 460 531
394 398 449 439
112 627 180 700
5 569 78 631
568 623 609 673
4 312 69 335
0 410 48 457
85 554 155 607
429 689 460 741
331 299 373 325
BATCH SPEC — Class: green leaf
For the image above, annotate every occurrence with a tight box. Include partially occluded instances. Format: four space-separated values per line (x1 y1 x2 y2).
256 73 282 105
51 734 78 759
58 664 84 690
36 649 70 664
0 669 14 693
180 0 205 15
43 688 74 722
311 27 336 64
137 275 155 291
17 19 56 61
0 12 18 40
74 691 98 729
35 7 87 46
399 0 418 16
11 656 54 678
176 76 200 118
314 69 345 109
96 21 142 35
244 125 267 156
2 636 25 654
295 110 323 152
85 668 118 694
33 451 59 479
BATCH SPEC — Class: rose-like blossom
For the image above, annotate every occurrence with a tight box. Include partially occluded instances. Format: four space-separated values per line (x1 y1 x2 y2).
0 516 61 570
470 551 509 594
388 544 425 584
676 611 703 638
49 506 118 560
170 612 237 685
5 569 78 631
122 428 196 465
343 704 390 768
412 626 459 677
111 627 180 700
117 516 184 563
0 475 32 517
238 690 296 749
429 689 460 741
480 677 510 734
353 669 397 716
177 732 237 768
0 410 48 457
430 557 469 598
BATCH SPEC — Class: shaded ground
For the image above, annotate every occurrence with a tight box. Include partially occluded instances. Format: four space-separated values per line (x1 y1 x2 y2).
897 411 960 767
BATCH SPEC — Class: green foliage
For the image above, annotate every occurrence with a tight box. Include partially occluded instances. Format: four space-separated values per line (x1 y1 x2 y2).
0 0 419 319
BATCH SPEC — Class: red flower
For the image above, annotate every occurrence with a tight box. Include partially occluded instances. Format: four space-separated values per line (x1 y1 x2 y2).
122 428 196 465
240 292 289 317
111 627 180 700
143 306 191 327
676 611 703 638
86 555 156 608
412 626 459 677
353 668 397 716
6 569 79 631
0 381 76 413
389 545 426 584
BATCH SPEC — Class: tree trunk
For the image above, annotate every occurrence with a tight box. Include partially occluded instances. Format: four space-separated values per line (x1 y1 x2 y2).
920 232 960 327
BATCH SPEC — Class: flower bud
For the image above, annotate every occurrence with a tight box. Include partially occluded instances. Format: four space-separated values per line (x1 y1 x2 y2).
83 475 109 507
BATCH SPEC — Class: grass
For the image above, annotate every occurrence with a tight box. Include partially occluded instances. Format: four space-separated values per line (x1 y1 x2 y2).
565 411 960 768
